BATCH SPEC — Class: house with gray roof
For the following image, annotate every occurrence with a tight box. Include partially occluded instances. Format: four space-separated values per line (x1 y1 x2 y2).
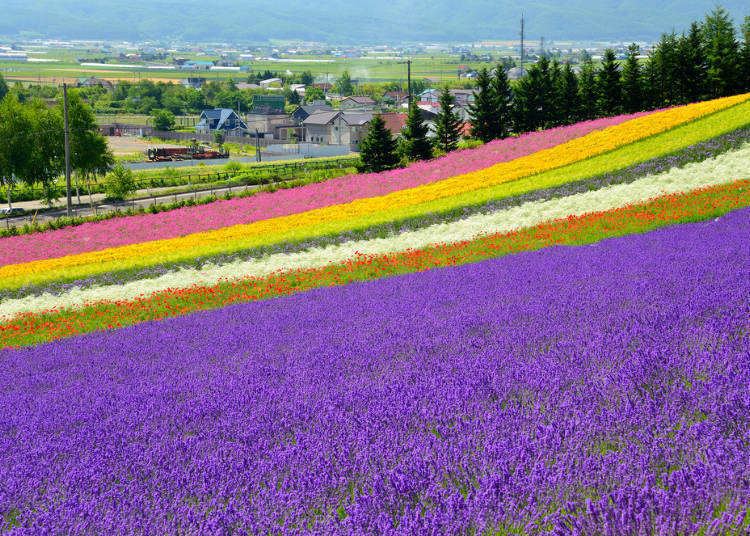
302 111 374 151
195 109 248 135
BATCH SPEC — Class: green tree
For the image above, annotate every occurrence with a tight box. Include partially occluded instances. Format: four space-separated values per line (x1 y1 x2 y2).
578 57 598 119
59 89 109 204
400 103 432 161
152 109 175 131
305 86 325 103
741 16 750 92
433 87 463 153
25 100 64 205
0 74 8 101
597 49 622 116
285 88 301 105
557 61 581 124
621 43 643 113
513 57 554 132
491 64 513 138
0 94 33 210
358 115 399 172
703 7 740 97
678 22 708 103
335 71 355 96
468 67 498 142
299 70 314 85
213 130 225 145
104 163 136 200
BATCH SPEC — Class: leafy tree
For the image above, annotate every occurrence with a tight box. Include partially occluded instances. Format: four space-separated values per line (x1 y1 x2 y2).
468 67 498 142
60 89 109 204
0 74 8 101
597 49 622 116
25 100 64 205
621 43 643 113
703 7 740 97
305 86 325 103
0 94 33 209
285 88 301 105
578 57 598 120
358 115 399 172
557 61 581 124
400 103 432 161
433 87 463 153
152 109 175 131
335 71 354 96
490 64 513 138
104 163 136 200
214 130 224 144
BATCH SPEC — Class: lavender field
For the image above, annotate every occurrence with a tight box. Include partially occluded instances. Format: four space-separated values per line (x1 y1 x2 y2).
1 208 749 535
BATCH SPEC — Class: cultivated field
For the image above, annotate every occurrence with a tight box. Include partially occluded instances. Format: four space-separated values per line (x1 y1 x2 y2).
1 94 749 533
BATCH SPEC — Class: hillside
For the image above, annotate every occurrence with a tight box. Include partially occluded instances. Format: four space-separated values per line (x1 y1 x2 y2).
2 0 748 43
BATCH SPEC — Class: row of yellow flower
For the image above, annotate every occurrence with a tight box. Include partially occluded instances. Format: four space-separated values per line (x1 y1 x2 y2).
1 93 748 290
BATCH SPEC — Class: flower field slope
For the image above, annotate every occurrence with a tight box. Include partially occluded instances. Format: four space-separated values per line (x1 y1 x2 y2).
0 112 649 267
1 94 748 292
3 139 749 318
2 208 749 534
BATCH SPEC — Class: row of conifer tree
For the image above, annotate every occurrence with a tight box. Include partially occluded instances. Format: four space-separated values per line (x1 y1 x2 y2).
359 7 750 172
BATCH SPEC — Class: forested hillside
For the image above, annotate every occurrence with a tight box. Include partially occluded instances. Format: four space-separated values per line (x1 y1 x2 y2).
2 0 748 42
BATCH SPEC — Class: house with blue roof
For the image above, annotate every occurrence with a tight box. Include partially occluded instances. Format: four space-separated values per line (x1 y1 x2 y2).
196 109 249 135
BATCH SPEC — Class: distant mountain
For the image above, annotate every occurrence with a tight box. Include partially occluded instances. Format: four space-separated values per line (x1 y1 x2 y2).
2 1 748 43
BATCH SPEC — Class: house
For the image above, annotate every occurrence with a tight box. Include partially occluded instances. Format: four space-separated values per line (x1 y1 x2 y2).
77 76 114 90
302 111 374 150
195 109 248 135
382 91 409 106
340 96 376 110
380 113 408 137
289 84 307 96
418 89 440 103
181 77 207 89
419 89 475 105
312 82 333 92
291 103 333 124
235 82 261 90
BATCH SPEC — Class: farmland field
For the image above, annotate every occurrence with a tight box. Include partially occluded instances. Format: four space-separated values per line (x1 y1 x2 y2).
1 93 749 533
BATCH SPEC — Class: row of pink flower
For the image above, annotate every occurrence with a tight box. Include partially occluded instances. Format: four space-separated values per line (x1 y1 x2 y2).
2 111 654 266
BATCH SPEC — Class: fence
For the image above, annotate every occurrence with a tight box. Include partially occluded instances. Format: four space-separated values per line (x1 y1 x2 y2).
1 157 360 204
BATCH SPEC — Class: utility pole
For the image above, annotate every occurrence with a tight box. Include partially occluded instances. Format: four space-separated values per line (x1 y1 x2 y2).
63 83 72 218
255 129 261 162
398 59 412 105
520 13 525 75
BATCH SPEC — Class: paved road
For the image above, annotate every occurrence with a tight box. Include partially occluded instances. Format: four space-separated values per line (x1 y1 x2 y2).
3 182 265 227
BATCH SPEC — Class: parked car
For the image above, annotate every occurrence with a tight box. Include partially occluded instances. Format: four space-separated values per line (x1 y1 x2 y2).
0 207 25 217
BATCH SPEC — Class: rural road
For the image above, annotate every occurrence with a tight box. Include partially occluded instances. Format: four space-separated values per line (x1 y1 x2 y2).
3 182 265 227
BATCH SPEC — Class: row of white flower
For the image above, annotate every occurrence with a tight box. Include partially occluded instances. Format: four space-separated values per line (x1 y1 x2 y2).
3 143 750 319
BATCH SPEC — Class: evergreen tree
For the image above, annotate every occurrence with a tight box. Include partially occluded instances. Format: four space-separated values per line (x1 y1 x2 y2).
490 64 513 138
650 32 681 106
400 102 432 161
679 22 708 103
641 57 660 110
548 59 564 126
578 58 598 120
703 7 740 97
596 49 622 116
433 87 463 153
621 43 643 113
514 57 554 132
335 71 355 96
557 62 581 125
359 114 399 172
741 16 750 92
467 67 498 142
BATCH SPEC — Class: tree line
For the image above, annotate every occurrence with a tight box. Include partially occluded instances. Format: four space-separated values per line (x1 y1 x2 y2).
0 89 114 210
359 7 750 172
